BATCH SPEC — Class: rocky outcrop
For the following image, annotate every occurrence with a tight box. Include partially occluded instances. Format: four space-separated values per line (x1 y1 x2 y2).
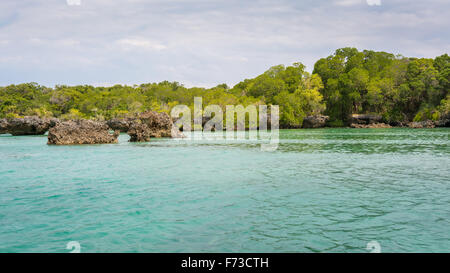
350 123 392 128
136 111 173 137
0 116 59 136
350 114 383 125
388 121 408 127
302 115 329 128
408 120 436 128
127 111 184 142
434 118 450 127
407 116 450 128
106 118 134 132
47 120 119 145
127 122 152 142
0 119 8 134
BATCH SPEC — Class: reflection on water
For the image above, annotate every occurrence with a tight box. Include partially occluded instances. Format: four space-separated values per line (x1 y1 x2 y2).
0 128 449 252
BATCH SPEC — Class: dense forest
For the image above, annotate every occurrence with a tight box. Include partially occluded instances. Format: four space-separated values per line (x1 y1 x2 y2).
1 48 449 127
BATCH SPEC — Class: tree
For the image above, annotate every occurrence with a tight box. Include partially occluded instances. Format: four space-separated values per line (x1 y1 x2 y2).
296 73 325 116
273 91 305 128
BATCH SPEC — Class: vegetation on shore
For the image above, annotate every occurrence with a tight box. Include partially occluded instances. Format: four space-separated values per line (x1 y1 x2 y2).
1 48 448 127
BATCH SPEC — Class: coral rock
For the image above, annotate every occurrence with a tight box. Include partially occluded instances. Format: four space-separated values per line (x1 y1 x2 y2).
350 123 392 128
48 120 119 145
2 116 59 136
127 111 184 142
408 120 435 128
350 114 383 125
302 115 329 128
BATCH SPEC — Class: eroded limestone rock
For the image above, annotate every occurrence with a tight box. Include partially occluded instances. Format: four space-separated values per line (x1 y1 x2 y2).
302 115 329 128
48 120 119 145
127 111 184 142
2 116 59 136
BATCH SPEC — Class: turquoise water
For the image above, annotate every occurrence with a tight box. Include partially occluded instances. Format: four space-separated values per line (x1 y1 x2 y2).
0 129 449 253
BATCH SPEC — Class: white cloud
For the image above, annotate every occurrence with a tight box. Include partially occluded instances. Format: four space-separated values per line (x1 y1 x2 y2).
367 0 381 6
66 0 81 6
58 39 81 47
0 0 448 87
117 39 167 51
334 0 381 7
334 0 361 6
28 38 80 47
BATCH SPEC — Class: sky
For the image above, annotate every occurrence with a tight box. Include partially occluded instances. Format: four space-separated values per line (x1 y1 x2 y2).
0 0 449 87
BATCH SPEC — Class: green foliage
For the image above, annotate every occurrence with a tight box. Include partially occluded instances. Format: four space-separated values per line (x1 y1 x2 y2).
328 119 344 127
60 109 86 120
273 91 305 128
314 48 448 124
436 94 450 119
295 73 326 116
413 108 432 122
232 63 324 127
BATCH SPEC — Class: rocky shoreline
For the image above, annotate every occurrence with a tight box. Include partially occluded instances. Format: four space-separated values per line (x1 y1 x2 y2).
0 111 184 145
281 114 449 129
0 113 448 145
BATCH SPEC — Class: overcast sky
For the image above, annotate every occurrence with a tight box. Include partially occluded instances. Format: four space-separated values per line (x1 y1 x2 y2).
0 0 449 87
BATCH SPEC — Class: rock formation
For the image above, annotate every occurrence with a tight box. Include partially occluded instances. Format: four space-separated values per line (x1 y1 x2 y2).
0 119 8 134
435 112 450 127
407 113 450 128
127 122 152 142
388 121 408 127
106 118 134 132
47 120 119 145
127 111 184 142
350 114 383 125
0 116 59 136
350 123 392 128
302 115 329 128
136 111 173 137
407 120 436 128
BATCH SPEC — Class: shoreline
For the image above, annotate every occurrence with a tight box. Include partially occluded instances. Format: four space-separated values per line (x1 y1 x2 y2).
1 125 449 136
1 115 449 142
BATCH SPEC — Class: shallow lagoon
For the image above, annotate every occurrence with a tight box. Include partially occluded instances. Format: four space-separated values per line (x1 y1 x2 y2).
0 128 449 252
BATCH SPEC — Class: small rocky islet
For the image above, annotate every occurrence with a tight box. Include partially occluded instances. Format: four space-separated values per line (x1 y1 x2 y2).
0 111 184 145
47 120 120 145
0 112 449 145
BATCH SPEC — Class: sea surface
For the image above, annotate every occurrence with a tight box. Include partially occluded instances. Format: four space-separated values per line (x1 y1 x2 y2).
0 128 449 253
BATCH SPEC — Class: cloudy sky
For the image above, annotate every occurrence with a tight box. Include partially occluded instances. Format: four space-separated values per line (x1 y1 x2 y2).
0 0 449 87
